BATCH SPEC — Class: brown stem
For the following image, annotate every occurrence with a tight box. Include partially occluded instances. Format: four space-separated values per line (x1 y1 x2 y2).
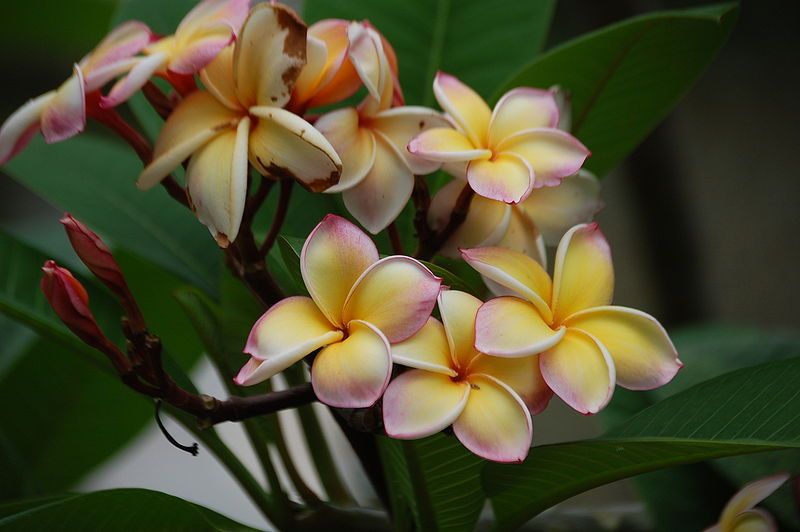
412 175 434 246
386 222 404 255
242 175 274 229
415 185 474 261
229 226 284 308
142 81 174 119
259 179 293 258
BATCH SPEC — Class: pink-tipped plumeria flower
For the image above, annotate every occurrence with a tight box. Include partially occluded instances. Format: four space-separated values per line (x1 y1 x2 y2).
429 169 603 263
0 21 154 164
408 74 590 204
138 3 342 247
235 214 441 408
383 290 551 462
313 22 450 233
705 473 789 532
101 0 250 107
463 224 682 414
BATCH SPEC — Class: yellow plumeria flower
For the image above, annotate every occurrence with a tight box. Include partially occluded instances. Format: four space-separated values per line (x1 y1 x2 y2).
0 21 153 163
408 73 590 204
463 223 682 414
138 3 342 247
429 169 603 262
235 214 442 408
101 0 250 107
383 290 551 462
705 473 788 532
313 22 450 233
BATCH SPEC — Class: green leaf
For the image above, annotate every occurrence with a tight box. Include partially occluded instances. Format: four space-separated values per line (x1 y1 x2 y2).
303 0 557 104
484 356 800 530
0 488 258 531
496 3 738 177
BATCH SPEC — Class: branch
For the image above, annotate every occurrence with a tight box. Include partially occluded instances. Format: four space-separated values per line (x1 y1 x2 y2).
415 183 474 261
259 178 293 258
387 222 405 255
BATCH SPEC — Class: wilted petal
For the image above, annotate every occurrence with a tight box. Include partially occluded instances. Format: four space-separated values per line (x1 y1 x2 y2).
139 91 241 190
551 223 614 324
343 256 442 343
438 290 481 370
565 306 682 390
383 369 469 439
41 67 85 144
718 473 789 532
468 354 552 414
234 3 306 108
301 214 379 328
314 107 375 192
311 319 391 408
0 92 55 165
370 106 450 174
248 106 341 191
391 317 456 376
342 132 412 233
540 328 615 414
453 374 532 463
101 52 168 108
500 128 590 187
433 72 491 147
408 127 491 163
497 207 547 267
489 88 559 146
186 116 249 247
475 296 563 357
235 296 343 386
200 45 242 111
466 152 534 204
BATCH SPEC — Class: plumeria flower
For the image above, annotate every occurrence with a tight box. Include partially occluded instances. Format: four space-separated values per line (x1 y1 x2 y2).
705 473 789 532
101 0 250 107
138 3 342 247
383 290 551 462
0 21 154 164
314 22 449 233
429 169 603 263
463 223 682 414
408 74 590 204
235 214 441 408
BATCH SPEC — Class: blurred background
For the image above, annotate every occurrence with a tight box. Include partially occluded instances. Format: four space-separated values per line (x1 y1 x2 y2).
0 0 798 529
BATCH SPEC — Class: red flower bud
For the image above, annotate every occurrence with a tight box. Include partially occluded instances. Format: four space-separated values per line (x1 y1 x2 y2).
40 260 107 349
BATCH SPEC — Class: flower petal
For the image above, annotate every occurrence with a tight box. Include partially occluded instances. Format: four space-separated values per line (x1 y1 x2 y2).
466 152 534 204
311 319 391 408
540 328 615 414
346 22 386 104
169 28 233 75
370 106 451 174
519 169 602 245
138 91 241 190
460 246 552 320
41 67 85 144
301 19 361 108
343 256 442 343
551 223 614 324
730 509 777 532
248 106 341 191
391 317 456 376
565 306 681 390
488 87 559 146
81 20 154 73
468 354 552 414
475 296 564 358
314 107 375 192
186 116 249 247
101 52 167 109
453 374 532 463
200 44 242 110
0 92 54 165
438 290 481 370
341 131 412 233
433 72 491 147
383 370 469 438
301 214 379 328
500 128 590 187
235 296 344 386
719 473 789 531
175 0 249 38
407 127 491 163
234 3 306 108
497 207 547 267
291 35 329 105
170 0 249 74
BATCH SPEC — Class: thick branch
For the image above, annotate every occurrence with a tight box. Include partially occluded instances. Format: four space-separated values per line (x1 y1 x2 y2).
259 178 293 258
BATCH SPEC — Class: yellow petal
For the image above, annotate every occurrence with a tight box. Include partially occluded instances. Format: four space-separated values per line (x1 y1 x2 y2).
301 214 379 328
468 354 552 414
248 106 341 191
466 153 534 204
370 106 451 175
383 370 469 439
497 207 547 268
301 19 361 108
719 473 789 531
488 87 559 147
438 290 482 371
200 45 242 111
433 72 491 147
407 127 491 163
311 319 391 408
540 328 615 414
235 296 343 386
314 108 376 192
551 223 614 324
499 128 590 187
291 35 329 105
391 317 456 376
475 296 563 358
453 374 532 462
730 510 777 532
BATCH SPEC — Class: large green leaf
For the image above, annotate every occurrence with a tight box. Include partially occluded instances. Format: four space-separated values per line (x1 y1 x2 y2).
484 356 800 530
496 3 737 177
303 0 557 104
0 488 257 531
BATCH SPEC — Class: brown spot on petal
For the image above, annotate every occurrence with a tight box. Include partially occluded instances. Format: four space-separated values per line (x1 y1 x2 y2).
264 162 299 182
419 121 425 129
215 232 231 248
275 5 307 60
303 169 341 193
281 64 302 87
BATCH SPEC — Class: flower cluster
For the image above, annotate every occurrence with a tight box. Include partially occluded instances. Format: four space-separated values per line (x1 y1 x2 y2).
5 1 683 463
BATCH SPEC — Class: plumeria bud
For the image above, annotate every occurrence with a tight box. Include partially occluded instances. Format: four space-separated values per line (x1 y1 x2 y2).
40 260 107 349
61 214 129 299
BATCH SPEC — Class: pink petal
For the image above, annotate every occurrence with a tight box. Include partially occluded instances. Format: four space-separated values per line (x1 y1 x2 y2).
100 52 167 108
314 107 376 192
499 128 590 187
433 72 491 147
466 152 534 204
407 127 490 163
488 87 559 147
391 317 456 376
0 92 54 165
474 296 564 358
41 67 85 144
370 106 451 175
